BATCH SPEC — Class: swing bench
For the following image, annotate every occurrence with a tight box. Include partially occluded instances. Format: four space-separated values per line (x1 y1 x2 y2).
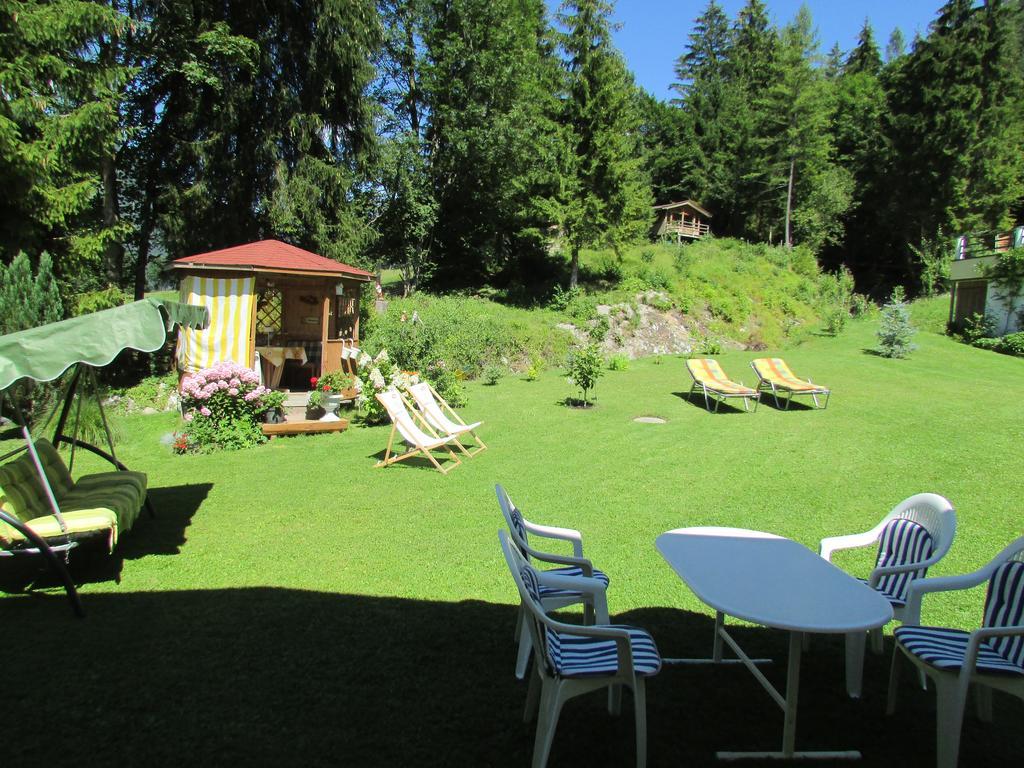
0 297 209 616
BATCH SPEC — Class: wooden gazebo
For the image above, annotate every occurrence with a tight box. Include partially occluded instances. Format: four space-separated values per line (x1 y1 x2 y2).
173 240 373 390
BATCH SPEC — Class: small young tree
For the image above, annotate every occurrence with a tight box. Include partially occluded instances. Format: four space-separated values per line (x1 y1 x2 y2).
0 252 64 334
565 343 604 406
875 286 917 358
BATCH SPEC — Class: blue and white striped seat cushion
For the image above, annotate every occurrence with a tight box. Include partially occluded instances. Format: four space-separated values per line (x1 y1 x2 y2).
546 625 661 678
895 561 1024 676
894 626 1024 676
538 565 610 599
865 518 935 606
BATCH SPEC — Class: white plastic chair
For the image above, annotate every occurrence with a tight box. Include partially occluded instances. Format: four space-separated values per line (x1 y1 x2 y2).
887 535 1024 768
499 530 661 768
374 388 461 474
496 484 610 678
407 382 486 456
819 493 956 695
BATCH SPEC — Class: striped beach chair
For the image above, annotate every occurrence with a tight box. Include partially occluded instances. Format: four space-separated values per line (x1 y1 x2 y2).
888 536 1024 768
750 357 830 409
685 358 759 412
499 530 661 768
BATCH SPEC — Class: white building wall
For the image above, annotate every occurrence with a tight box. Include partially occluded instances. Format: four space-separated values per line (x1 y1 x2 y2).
985 283 1023 334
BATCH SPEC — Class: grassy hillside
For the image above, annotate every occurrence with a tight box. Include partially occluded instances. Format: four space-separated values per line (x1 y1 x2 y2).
578 238 853 348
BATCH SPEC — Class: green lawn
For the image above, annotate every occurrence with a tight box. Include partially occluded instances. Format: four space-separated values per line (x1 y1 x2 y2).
3 314 1023 766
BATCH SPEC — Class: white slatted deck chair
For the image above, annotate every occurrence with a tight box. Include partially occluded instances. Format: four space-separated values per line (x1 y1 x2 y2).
374 388 461 475
496 484 610 679
887 536 1024 768
499 530 661 768
820 494 956 694
407 381 486 456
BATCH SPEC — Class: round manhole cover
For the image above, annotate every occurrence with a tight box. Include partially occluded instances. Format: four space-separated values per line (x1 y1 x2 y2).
633 416 667 424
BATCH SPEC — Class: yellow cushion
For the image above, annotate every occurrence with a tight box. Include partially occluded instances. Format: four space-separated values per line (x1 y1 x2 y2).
752 358 827 392
0 507 118 551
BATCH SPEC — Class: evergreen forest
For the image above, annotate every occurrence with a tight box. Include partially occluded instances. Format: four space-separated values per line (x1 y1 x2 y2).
2 0 1022 308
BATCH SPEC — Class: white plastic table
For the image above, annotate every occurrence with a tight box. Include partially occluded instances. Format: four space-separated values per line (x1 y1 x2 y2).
656 526 893 760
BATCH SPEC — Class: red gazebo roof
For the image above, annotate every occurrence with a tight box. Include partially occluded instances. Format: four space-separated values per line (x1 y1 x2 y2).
172 239 373 280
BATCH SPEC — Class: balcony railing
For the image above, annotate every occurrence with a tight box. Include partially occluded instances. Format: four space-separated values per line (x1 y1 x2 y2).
664 221 710 239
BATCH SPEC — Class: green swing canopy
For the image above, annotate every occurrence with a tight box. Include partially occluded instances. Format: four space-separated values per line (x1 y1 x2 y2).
0 298 208 392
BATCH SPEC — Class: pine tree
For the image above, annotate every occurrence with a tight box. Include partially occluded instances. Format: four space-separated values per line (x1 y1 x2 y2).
845 19 882 75
422 0 563 287
885 0 1024 290
0 0 129 288
876 286 917 358
885 28 906 61
0 252 64 334
756 7 851 251
556 0 652 288
671 1 734 211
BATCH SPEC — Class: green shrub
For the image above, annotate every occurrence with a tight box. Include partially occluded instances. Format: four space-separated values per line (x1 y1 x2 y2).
961 312 996 344
482 363 504 385
607 353 628 371
974 331 1024 357
818 267 854 336
565 344 604 405
876 287 918 359
109 371 179 412
588 313 610 342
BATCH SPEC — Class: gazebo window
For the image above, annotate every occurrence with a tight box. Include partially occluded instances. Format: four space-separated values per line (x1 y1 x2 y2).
256 288 283 337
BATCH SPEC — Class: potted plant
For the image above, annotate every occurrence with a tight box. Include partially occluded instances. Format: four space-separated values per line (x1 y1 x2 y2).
307 371 355 420
261 390 287 424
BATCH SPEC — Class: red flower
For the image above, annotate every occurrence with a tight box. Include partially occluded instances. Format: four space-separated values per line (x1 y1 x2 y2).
322 384 332 392
310 376 319 387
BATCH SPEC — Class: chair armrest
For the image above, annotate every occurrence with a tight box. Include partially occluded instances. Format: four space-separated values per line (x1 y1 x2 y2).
522 519 585 558
536 571 606 599
963 625 1024 677
819 530 878 561
520 539 592 575
902 570 994 625
867 554 944 586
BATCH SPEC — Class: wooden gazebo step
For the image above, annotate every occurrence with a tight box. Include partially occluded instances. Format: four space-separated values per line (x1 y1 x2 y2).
261 418 348 438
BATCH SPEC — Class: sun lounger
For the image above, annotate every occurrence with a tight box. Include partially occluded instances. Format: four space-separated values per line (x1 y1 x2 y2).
374 388 462 474
685 358 759 412
407 382 486 457
750 358 830 409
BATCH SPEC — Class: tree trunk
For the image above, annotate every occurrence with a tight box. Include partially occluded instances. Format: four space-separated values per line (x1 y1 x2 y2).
569 244 580 289
134 215 152 301
101 153 124 285
784 158 795 249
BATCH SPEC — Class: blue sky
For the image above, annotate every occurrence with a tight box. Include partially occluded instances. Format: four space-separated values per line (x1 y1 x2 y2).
545 1 943 99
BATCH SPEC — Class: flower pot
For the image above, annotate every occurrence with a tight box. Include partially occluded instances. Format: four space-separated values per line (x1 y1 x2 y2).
263 409 283 424
319 393 345 421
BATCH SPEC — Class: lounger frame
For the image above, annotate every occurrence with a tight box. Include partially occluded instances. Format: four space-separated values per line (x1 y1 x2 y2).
685 360 760 413
750 359 830 410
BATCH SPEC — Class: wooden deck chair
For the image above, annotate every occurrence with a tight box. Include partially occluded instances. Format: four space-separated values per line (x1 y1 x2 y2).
407 382 486 457
374 388 462 475
750 357 830 409
685 358 759 412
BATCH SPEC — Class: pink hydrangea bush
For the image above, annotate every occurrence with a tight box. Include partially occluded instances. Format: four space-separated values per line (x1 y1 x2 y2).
174 362 271 453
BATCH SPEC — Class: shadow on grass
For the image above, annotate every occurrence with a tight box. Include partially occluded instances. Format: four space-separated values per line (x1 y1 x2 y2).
1 592 1019 767
757 396 817 412
0 483 211 591
367 449 460 473
671 391 756 415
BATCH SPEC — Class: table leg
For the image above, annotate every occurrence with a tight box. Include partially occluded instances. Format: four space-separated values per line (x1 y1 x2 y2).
781 631 803 757
845 631 866 699
713 611 724 663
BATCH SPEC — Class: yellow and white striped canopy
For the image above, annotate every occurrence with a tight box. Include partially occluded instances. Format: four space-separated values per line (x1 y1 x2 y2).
175 276 255 372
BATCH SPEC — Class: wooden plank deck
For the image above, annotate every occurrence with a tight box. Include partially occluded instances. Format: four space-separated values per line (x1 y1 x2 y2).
261 418 349 437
